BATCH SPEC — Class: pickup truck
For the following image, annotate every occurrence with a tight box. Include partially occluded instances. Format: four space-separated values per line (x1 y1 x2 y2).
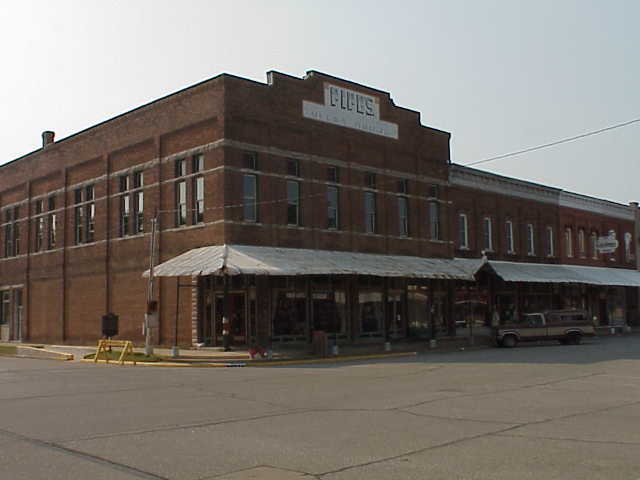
496 309 595 348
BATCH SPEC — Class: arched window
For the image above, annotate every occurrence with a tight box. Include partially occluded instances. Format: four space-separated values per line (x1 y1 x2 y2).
565 228 573 258
591 231 598 259
505 220 515 254
546 226 554 257
578 229 586 258
483 217 493 251
526 224 535 255
624 232 633 261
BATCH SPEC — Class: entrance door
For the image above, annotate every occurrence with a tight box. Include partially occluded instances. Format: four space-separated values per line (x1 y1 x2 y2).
214 293 247 345
14 289 22 341
386 291 405 339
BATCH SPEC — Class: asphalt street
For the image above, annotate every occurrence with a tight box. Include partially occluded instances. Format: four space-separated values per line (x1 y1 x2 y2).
1 335 640 479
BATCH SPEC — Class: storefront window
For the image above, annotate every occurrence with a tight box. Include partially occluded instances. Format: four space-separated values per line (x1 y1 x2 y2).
312 291 346 336
359 291 383 336
272 290 307 340
407 285 429 338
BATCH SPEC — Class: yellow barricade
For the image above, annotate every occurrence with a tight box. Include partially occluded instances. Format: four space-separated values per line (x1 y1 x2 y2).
94 339 136 366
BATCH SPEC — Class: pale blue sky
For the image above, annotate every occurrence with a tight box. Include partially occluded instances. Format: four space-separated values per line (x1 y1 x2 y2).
1 1 638 203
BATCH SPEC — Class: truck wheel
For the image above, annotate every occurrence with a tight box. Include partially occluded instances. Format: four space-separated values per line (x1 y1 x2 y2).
502 335 518 348
568 334 582 345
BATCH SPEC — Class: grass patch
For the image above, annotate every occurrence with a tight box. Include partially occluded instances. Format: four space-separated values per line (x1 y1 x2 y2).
84 350 164 363
0 345 17 356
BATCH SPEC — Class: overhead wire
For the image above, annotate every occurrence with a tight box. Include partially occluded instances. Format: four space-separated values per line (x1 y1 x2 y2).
464 116 640 167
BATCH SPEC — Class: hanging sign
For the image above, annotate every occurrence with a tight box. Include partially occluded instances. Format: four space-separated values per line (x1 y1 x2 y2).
303 83 399 139
596 230 619 254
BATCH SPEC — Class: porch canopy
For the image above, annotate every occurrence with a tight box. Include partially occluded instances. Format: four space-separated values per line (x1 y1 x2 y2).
485 260 640 287
145 244 483 280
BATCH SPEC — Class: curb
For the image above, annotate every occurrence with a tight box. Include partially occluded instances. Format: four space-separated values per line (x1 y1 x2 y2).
81 359 246 368
16 346 74 361
79 351 417 367
246 351 417 367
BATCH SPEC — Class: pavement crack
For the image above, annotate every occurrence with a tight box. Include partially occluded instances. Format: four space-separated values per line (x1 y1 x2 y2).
318 423 522 477
0 427 169 479
495 432 640 446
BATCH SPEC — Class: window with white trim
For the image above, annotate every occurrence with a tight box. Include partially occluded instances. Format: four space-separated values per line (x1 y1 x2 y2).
482 217 492 251
505 220 515 253
591 231 598 259
578 229 586 258
624 232 633 261
526 223 535 255
565 228 573 258
546 226 554 257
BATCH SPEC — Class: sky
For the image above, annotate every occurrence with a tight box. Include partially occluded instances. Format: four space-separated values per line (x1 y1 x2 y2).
1 0 638 204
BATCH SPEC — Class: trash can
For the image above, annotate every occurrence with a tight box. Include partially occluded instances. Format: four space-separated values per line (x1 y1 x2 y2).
101 313 119 338
312 331 328 357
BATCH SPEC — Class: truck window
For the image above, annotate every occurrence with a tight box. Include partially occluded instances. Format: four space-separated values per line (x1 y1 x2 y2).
524 314 544 327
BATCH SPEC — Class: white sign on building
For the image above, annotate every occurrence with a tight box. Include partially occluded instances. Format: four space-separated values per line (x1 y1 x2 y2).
596 230 619 254
303 84 399 139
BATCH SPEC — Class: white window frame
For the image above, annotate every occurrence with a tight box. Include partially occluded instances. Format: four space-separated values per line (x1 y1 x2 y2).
482 217 493 252
578 229 586 258
591 232 598 259
565 228 573 258
546 226 554 257
526 224 535 256
505 220 515 254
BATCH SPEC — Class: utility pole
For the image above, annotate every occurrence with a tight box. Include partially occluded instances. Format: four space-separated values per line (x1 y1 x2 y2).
145 216 158 356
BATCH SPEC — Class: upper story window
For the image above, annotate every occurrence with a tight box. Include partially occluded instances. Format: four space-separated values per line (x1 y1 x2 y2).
327 166 339 183
526 223 535 256
34 199 45 252
3 207 20 258
458 213 469 249
505 220 515 254
47 196 57 250
578 229 586 258
546 226 554 257
175 180 187 227
121 172 145 235
74 185 95 244
192 153 204 173
482 217 493 251
591 231 598 259
397 179 408 194
365 172 376 189
287 159 300 177
287 181 301 226
565 228 573 258
625 232 633 261
429 201 440 240
398 196 409 237
428 184 439 198
175 158 187 177
243 174 257 222
244 152 258 170
364 191 376 233
327 186 339 230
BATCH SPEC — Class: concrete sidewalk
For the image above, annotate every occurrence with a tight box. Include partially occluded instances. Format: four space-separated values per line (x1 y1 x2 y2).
3 335 494 367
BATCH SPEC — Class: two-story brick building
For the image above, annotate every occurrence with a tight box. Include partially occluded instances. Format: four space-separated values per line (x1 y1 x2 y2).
1 69 638 347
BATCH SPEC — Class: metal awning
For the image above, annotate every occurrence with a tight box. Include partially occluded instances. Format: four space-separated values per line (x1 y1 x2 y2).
485 260 640 287
144 244 484 280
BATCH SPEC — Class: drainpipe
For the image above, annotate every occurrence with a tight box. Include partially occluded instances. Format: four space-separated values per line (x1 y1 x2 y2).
630 202 640 332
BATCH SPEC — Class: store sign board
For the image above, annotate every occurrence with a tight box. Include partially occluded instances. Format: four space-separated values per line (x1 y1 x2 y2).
596 231 619 253
303 84 399 139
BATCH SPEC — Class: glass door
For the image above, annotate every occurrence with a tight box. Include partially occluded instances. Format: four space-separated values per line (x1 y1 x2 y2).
386 291 405 339
214 292 247 345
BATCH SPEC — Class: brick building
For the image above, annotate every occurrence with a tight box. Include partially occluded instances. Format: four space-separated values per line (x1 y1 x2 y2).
1 70 638 346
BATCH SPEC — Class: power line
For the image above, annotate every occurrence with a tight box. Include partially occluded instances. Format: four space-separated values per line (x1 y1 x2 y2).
464 116 640 167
